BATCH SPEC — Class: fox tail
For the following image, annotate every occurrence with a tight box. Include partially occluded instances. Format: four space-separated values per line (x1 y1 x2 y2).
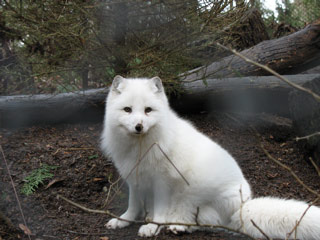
229 197 320 240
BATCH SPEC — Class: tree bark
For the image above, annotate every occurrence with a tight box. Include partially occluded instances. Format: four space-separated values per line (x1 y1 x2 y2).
182 18 320 82
1 74 320 128
1 19 320 127
173 74 320 116
289 77 320 166
0 89 108 128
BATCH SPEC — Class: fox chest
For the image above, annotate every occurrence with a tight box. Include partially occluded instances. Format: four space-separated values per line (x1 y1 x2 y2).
112 146 171 176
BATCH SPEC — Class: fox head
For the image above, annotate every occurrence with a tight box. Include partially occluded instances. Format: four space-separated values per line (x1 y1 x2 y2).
106 76 170 136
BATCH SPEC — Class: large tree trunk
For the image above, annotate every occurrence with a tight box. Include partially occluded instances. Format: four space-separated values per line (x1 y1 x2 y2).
182 18 320 82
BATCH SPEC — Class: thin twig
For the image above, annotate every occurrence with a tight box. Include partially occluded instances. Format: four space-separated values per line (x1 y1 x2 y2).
238 186 245 232
238 117 320 199
57 194 256 240
53 147 96 155
250 220 271 240
286 197 319 240
103 176 122 208
216 43 320 102
222 112 320 198
295 132 320 141
156 143 190 186
104 141 189 209
65 229 114 236
103 142 159 209
0 145 32 240
41 234 61 239
260 142 320 199
309 157 320 176
57 194 124 220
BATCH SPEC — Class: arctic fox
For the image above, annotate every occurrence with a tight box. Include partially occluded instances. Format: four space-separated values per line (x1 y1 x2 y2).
100 76 320 239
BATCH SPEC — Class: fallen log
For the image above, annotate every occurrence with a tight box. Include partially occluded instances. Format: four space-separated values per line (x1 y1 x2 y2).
1 74 320 128
181 74 320 93
173 74 320 116
0 89 108 128
1 19 320 128
182 18 320 82
289 77 320 166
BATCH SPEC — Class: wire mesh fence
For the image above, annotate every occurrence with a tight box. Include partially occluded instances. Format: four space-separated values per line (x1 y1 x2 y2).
275 0 320 27
0 0 319 96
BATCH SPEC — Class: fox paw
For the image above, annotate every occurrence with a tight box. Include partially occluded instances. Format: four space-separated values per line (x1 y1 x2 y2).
138 223 160 237
105 218 130 229
167 225 188 234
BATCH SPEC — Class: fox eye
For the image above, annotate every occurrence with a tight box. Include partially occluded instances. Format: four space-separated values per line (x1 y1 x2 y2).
123 107 132 113
145 107 152 114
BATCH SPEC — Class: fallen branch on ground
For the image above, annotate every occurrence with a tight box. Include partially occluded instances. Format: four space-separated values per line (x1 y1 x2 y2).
57 193 256 240
250 220 271 240
295 132 320 141
259 142 320 199
309 157 320 176
0 145 31 240
103 141 189 209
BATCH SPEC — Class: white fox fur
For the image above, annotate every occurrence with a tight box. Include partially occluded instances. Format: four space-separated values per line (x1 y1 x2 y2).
101 76 320 239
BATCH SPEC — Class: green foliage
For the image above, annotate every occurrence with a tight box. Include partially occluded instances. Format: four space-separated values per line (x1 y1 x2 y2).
295 0 320 23
276 0 320 28
105 66 116 79
276 0 299 26
256 0 276 26
0 0 266 95
21 164 58 196
88 154 98 160
56 84 79 93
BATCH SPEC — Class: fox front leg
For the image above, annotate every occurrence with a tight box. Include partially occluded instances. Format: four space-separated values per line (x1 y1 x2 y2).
106 183 141 229
138 178 170 237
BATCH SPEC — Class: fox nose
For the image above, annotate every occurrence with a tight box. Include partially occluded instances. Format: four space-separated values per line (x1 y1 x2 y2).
135 123 143 133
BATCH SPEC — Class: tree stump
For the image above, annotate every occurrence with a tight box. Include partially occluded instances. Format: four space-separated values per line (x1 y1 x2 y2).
289 77 320 167
228 8 269 50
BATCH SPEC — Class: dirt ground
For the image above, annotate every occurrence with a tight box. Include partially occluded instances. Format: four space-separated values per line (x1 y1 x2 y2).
0 111 319 240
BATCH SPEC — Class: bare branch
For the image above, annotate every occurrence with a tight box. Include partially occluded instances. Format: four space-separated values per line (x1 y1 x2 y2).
216 43 320 102
65 229 112 237
0 145 32 240
104 141 189 209
103 142 159 209
56 194 131 223
238 186 245 232
259 142 320 199
309 157 320 176
222 113 320 202
250 220 272 240
155 143 190 186
295 132 320 141
286 198 319 240
103 176 122 208
57 193 256 240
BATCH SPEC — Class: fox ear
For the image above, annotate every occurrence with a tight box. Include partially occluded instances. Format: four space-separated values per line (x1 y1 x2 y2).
111 75 125 93
150 76 163 93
